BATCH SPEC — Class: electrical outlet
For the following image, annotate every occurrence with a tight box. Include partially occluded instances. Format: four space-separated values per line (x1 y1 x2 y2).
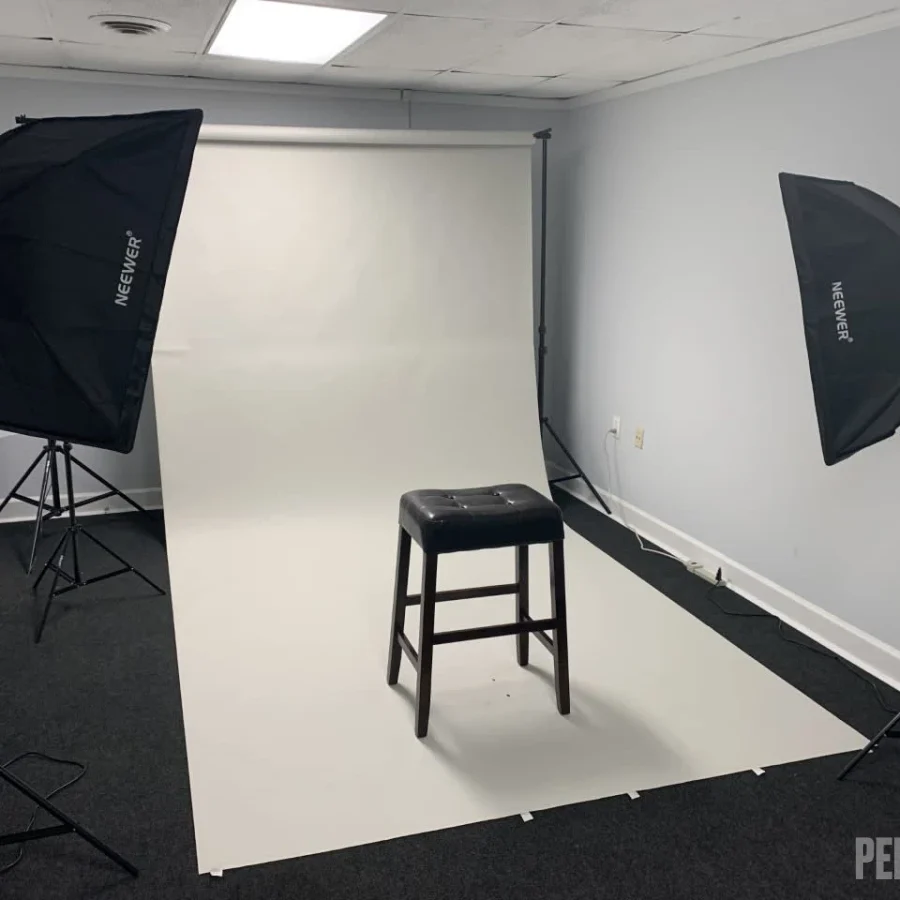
611 416 621 438
634 426 644 449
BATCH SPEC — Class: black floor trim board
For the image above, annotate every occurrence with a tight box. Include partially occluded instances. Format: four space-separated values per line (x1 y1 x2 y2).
0 498 898 899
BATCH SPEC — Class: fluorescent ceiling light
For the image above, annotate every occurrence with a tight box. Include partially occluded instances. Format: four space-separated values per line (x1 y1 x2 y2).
208 0 386 65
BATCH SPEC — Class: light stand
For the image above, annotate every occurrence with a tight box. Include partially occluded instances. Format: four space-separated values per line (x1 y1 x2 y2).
30 441 165 643
534 129 611 516
0 439 158 574
0 762 138 877
838 712 900 780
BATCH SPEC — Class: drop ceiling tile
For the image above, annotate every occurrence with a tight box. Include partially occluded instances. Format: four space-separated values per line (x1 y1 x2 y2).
0 0 53 38
308 64 439 88
59 40 199 76
698 0 899 38
195 53 321 81
568 0 745 34
567 31 761 81
510 74 618 97
46 0 225 52
422 70 546 93
0 34 61 67
401 0 600 24
335 13 540 70
470 23 673 77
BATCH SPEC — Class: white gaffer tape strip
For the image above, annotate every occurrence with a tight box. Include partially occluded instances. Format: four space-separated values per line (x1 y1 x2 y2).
210 869 224 878
752 767 765 776
520 811 534 822
627 791 640 800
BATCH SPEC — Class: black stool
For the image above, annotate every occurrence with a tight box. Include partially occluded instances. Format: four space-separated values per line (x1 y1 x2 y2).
386 484 570 738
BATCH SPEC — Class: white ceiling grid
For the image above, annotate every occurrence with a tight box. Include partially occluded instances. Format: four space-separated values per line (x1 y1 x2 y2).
0 0 897 100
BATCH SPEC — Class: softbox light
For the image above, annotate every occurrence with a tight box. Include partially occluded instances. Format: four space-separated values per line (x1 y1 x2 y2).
0 108 203 453
780 172 900 465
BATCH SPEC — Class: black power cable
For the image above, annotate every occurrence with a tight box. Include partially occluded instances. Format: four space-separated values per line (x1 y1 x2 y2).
0 752 87 876
707 582 898 715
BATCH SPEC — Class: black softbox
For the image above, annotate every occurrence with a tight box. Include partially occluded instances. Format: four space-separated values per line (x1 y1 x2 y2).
0 108 202 453
780 172 900 465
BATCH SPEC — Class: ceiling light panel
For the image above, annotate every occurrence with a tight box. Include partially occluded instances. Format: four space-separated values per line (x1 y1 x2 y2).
336 13 540 70
277 0 406 10
208 0 387 65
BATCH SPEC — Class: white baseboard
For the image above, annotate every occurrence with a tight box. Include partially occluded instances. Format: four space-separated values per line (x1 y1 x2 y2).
547 461 900 695
0 487 163 524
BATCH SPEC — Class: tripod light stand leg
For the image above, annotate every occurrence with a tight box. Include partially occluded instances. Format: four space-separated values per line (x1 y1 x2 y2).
0 448 46 517
0 765 138 877
837 710 900 780
543 418 612 515
68 455 152 519
78 528 166 596
33 531 69 644
26 452 54 575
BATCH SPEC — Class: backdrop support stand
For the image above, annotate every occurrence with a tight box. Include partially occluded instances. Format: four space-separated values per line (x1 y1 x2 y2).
0 762 138 877
837 710 900 780
533 129 611 515
0 440 158 574
31 442 165 643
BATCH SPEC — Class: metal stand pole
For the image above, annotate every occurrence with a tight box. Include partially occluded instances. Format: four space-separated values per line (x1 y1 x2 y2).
837 710 900 780
1 439 159 575
32 443 165 643
533 128 611 515
0 763 138 877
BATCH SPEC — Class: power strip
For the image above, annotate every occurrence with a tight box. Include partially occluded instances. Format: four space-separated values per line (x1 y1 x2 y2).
685 561 723 586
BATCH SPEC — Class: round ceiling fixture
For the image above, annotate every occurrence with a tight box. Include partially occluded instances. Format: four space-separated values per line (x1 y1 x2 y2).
89 14 172 37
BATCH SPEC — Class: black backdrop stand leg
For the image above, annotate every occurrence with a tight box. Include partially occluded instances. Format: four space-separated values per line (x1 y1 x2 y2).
533 128 612 516
0 764 138 877
837 710 900 780
31 443 165 644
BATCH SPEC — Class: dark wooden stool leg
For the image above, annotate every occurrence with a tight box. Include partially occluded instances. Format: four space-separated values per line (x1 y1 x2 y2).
387 527 412 686
516 545 529 666
415 552 439 738
549 540 570 715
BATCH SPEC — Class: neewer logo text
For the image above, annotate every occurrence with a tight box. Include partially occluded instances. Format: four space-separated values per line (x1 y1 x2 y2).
115 231 142 308
832 281 853 343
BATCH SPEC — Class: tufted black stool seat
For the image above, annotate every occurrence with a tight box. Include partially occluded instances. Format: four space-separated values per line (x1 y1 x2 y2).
387 483 570 738
399 485 564 554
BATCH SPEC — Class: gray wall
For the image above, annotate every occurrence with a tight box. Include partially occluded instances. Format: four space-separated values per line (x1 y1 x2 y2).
554 28 900 648
0 73 563 516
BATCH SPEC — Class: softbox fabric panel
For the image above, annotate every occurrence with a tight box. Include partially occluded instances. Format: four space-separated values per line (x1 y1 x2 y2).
780 172 900 465
0 108 203 452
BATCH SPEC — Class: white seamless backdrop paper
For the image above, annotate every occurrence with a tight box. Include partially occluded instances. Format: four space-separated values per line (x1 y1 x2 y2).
152 128 863 874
